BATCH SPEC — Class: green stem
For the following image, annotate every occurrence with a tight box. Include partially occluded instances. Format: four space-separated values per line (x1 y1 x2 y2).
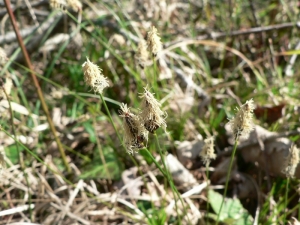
216 139 239 224
99 94 124 149
1 129 73 186
99 93 150 210
298 196 300 222
284 178 289 223
140 148 167 177
4 0 70 173
2 87 32 220
154 133 192 225
206 164 210 224
92 115 112 185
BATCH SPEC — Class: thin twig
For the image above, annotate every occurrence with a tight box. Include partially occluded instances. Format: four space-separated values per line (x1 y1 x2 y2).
4 0 71 172
166 22 300 47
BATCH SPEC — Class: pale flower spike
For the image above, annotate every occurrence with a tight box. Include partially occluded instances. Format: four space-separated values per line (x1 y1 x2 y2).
282 144 300 178
140 87 167 133
50 0 67 10
135 40 149 69
119 103 148 154
82 58 109 94
200 136 216 167
147 26 162 57
228 99 254 140
0 47 7 65
50 0 82 11
67 0 82 12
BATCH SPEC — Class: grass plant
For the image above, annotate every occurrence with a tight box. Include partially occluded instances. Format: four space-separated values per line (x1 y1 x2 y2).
1 0 300 224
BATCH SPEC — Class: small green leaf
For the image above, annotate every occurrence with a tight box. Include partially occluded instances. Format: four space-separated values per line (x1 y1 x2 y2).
213 108 225 129
80 147 121 180
208 189 253 225
281 50 300 55
83 122 96 143
79 161 120 179
5 145 19 164
139 149 153 164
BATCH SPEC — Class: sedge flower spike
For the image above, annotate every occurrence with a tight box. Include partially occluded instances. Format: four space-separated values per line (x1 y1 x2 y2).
140 87 167 133
82 58 109 94
147 26 162 57
50 0 67 10
228 99 254 140
67 0 82 12
0 47 7 65
135 40 149 69
200 136 216 166
119 103 148 154
283 144 300 178
50 0 81 11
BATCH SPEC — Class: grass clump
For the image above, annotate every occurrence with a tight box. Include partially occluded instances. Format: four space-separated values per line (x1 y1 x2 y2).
1 0 300 224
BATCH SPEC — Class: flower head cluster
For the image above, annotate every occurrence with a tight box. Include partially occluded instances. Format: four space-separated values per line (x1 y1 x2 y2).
50 0 67 10
50 0 82 11
283 144 300 178
139 87 167 133
119 87 167 154
67 0 82 12
82 58 109 94
135 40 149 69
147 26 162 57
200 136 216 166
228 99 254 140
119 103 148 154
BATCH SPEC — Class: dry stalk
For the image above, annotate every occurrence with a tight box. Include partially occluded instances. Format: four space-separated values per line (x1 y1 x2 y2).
4 0 71 172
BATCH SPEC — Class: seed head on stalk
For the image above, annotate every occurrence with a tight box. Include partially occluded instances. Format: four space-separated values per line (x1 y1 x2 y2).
82 58 109 94
119 103 148 154
139 87 167 133
228 99 255 140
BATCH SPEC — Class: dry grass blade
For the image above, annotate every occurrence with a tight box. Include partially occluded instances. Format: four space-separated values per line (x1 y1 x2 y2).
0 204 35 217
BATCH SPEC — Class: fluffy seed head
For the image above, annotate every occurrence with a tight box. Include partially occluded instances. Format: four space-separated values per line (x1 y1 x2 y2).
82 58 109 94
139 87 167 133
228 99 254 140
135 40 149 69
0 77 13 99
67 0 82 12
147 26 162 57
283 144 300 178
0 47 7 65
200 136 216 166
50 0 67 10
119 103 148 154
